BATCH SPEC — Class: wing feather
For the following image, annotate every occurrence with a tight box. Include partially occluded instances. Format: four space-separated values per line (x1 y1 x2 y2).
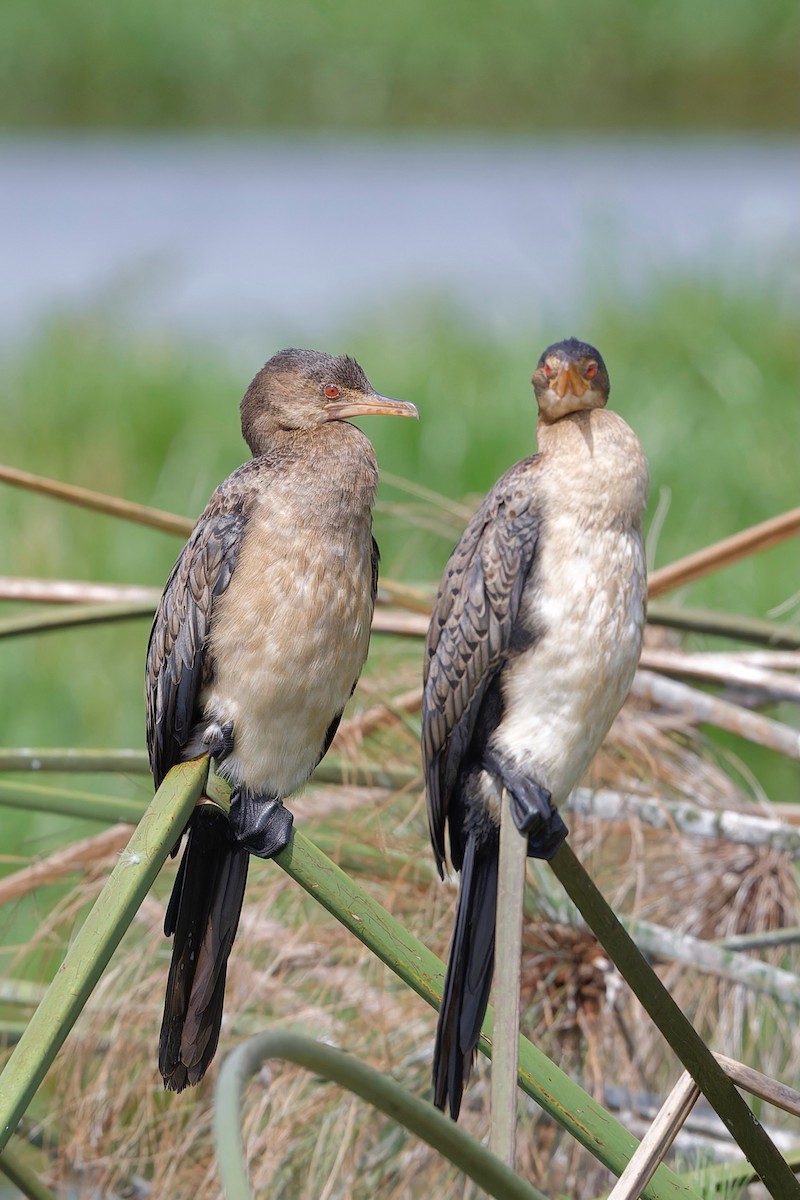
145 487 250 789
422 458 541 873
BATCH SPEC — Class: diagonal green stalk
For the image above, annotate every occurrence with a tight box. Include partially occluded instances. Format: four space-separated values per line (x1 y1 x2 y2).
549 842 800 1197
214 1031 549 1200
0 1141 60 1200
0 757 208 1151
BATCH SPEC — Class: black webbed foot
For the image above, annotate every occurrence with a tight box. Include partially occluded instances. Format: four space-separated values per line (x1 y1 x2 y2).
483 752 568 861
229 791 294 859
506 773 553 834
526 810 568 861
203 720 235 763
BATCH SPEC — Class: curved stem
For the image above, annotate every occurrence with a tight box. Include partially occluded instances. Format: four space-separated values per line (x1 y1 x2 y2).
214 1030 548 1200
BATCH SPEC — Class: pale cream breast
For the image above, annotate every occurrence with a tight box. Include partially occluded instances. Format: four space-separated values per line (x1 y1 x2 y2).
491 407 648 804
201 430 377 797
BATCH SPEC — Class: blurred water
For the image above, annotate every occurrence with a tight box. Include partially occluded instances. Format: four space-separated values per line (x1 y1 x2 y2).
2 135 799 348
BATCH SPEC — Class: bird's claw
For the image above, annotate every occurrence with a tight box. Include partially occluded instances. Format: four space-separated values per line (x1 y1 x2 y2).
526 810 568 861
506 779 568 860
229 792 294 859
506 776 553 834
203 720 235 763
484 754 569 861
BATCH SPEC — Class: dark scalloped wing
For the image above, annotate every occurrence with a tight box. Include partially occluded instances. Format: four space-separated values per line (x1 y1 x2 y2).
422 458 541 874
145 488 250 790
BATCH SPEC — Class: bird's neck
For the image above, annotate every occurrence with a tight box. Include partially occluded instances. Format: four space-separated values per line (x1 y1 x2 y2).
249 421 380 521
535 407 649 528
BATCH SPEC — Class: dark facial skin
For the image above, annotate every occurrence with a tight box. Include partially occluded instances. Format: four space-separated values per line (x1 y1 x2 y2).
532 337 610 424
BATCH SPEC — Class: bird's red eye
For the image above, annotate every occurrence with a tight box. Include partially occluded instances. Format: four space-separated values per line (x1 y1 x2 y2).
585 362 598 379
543 363 553 379
324 384 340 399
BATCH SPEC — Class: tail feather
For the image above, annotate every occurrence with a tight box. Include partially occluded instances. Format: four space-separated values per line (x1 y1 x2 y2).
159 806 249 1091
433 830 499 1119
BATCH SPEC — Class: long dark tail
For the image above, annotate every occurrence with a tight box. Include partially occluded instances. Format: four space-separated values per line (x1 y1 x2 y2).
433 829 499 1119
159 806 249 1091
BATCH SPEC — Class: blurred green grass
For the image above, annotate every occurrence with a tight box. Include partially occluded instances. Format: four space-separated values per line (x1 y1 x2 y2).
1 0 799 131
1 279 798 763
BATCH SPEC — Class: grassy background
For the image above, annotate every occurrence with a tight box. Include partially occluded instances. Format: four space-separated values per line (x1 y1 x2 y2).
1 0 799 131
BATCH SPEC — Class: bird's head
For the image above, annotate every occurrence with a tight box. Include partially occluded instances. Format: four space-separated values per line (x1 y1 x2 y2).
532 337 610 424
241 348 418 454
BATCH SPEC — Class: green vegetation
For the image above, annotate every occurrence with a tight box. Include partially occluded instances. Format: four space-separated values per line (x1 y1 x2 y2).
1 0 799 131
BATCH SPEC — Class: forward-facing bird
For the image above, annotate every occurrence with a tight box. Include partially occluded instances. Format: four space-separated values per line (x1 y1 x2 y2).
146 348 417 1091
422 337 648 1118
